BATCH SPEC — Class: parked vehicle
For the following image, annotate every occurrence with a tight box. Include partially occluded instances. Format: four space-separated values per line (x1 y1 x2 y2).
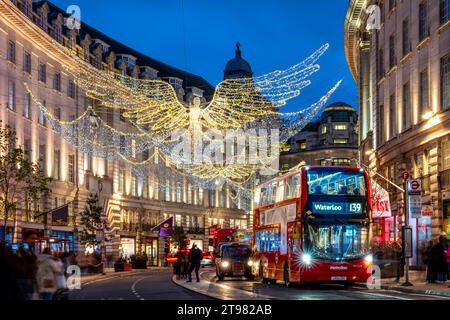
215 243 254 281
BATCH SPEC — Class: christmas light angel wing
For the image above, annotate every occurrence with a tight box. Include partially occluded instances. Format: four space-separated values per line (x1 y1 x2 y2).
202 43 330 128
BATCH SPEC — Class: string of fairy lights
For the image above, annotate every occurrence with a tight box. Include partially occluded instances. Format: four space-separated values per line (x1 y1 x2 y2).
21 30 340 211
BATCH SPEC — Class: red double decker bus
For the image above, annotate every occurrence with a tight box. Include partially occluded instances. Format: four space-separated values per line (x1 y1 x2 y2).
252 166 374 285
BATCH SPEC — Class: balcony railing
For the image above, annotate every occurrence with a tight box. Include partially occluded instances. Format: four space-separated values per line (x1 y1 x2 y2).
187 227 205 235
121 222 139 232
440 169 450 190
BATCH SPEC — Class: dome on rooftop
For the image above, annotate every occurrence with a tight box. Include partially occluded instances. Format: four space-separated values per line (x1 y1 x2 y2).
224 42 253 79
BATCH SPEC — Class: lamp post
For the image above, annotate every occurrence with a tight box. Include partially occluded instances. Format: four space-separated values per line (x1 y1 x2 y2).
97 177 107 275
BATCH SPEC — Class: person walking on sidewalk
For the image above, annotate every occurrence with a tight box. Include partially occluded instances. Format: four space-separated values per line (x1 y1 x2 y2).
432 234 448 284
36 248 64 300
424 240 435 283
187 244 203 283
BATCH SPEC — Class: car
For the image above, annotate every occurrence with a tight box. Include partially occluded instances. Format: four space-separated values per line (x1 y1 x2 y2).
201 251 214 267
215 243 254 281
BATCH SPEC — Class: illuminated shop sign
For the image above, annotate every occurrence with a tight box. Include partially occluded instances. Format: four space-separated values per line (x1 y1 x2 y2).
312 202 362 215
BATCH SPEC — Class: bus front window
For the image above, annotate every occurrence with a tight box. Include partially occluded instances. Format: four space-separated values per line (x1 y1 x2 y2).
304 223 370 261
307 168 366 196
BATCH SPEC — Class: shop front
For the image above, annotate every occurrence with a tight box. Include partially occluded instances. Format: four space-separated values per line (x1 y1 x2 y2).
0 226 14 243
444 200 450 237
119 237 135 259
143 238 159 266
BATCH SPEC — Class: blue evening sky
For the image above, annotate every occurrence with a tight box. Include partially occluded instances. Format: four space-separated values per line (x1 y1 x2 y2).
50 0 357 113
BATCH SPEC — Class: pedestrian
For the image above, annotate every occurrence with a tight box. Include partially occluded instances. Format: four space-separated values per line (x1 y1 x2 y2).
187 244 203 283
0 242 17 301
15 231 38 300
431 235 448 284
424 240 435 283
181 250 189 279
54 253 68 300
175 249 183 279
36 248 63 300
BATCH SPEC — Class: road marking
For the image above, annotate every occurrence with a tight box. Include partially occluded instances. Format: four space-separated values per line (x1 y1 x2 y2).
358 291 412 300
131 276 152 301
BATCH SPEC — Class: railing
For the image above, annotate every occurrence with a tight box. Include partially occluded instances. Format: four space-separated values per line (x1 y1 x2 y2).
121 222 139 232
187 227 205 235
440 169 450 189
141 224 158 233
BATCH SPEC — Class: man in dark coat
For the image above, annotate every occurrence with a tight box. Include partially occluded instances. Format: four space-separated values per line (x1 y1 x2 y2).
431 236 448 283
187 244 203 283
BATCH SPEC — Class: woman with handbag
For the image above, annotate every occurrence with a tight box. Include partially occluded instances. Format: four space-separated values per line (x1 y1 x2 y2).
36 248 63 300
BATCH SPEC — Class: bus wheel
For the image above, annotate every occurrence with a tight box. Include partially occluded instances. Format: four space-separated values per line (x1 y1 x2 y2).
283 263 291 288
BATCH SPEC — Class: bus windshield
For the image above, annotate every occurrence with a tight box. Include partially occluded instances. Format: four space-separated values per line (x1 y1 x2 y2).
304 223 370 260
307 168 366 196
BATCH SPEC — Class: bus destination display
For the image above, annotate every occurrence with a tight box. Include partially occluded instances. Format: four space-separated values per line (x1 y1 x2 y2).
312 202 362 215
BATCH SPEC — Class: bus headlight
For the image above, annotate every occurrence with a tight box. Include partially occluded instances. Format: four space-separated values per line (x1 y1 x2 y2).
221 261 230 268
247 260 254 267
302 253 312 266
364 254 373 265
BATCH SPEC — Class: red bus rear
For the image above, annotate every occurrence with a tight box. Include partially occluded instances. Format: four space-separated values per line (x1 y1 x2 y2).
252 166 373 284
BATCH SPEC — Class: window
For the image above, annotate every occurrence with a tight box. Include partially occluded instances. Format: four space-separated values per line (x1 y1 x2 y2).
168 78 183 91
7 81 15 111
68 155 75 183
7 40 15 63
379 104 385 144
307 168 367 197
68 80 76 98
39 145 46 176
298 140 307 150
23 52 31 74
334 124 348 131
38 101 46 126
38 63 46 83
23 139 31 162
119 136 126 154
441 0 450 24
53 73 61 91
23 93 31 119
176 182 182 203
389 34 396 69
131 175 137 196
420 69 429 114
165 180 171 202
255 229 280 252
402 82 411 130
389 94 396 139
442 55 450 110
321 126 327 134
419 2 429 41
378 49 385 79
54 107 61 121
444 141 450 169
333 138 348 145
402 19 411 56
53 150 61 180
208 190 215 207
199 188 204 205
332 159 352 166
119 169 125 194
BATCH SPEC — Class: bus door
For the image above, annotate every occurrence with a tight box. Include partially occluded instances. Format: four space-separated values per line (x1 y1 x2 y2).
288 221 302 282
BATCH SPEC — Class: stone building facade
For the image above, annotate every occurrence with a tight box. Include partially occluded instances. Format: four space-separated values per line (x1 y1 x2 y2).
345 0 450 267
280 102 359 172
0 0 247 265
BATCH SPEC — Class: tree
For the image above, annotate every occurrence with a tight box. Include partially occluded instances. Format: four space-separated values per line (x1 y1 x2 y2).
0 123 51 242
172 226 187 249
78 193 103 248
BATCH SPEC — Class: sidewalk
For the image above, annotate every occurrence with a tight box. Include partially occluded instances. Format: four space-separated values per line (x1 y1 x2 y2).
363 271 450 298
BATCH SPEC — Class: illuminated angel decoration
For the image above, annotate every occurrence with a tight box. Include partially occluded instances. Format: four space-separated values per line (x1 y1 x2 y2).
64 43 331 133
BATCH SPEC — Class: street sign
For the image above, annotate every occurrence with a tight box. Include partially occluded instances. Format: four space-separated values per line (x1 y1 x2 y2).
409 195 422 219
402 171 410 181
408 180 422 194
421 205 433 217
402 226 413 259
